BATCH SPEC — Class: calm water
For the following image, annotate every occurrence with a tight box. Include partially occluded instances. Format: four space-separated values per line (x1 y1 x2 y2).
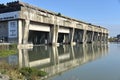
1 43 120 80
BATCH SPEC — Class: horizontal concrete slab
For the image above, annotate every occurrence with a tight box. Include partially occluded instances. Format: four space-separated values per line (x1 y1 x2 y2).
58 27 70 33
29 24 50 32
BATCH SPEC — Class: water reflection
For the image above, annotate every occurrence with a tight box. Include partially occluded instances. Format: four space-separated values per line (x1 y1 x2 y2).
18 44 108 79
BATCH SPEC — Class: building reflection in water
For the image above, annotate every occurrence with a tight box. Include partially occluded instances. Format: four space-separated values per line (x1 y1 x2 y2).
18 44 108 79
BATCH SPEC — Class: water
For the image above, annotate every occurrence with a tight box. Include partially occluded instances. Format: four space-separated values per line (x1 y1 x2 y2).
1 43 120 80
49 43 120 80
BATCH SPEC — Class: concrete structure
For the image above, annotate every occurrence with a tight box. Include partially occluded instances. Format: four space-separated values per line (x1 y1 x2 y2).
0 1 109 45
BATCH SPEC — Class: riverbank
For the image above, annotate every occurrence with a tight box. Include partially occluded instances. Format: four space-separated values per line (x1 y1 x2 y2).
0 62 24 80
0 44 17 58
0 62 47 80
0 44 47 80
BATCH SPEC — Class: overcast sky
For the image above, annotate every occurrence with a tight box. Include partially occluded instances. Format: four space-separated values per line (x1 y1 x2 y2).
1 0 120 37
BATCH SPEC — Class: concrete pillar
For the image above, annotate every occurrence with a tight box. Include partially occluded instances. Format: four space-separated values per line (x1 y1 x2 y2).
55 25 59 44
82 30 87 44
69 28 75 44
86 32 89 43
18 20 23 44
49 15 60 45
91 31 94 43
49 25 59 45
23 20 30 44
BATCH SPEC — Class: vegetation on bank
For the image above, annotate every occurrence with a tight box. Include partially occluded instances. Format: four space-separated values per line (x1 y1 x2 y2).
0 44 17 57
0 62 47 80
108 37 118 42
0 62 24 80
0 44 47 79
20 67 47 80
0 50 16 57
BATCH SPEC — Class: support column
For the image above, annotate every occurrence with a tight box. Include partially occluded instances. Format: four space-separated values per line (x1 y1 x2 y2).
49 25 59 45
23 20 30 44
90 31 94 43
69 28 75 44
49 15 60 45
18 20 23 44
82 30 87 44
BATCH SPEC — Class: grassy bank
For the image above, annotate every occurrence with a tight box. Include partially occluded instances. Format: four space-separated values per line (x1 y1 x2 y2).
0 44 47 79
0 50 16 57
0 44 17 57
0 62 47 80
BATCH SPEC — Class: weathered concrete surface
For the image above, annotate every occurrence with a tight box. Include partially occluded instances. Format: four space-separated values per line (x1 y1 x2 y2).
0 1 109 45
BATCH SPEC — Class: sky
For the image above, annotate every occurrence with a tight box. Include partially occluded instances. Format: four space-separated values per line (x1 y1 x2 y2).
0 0 120 37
